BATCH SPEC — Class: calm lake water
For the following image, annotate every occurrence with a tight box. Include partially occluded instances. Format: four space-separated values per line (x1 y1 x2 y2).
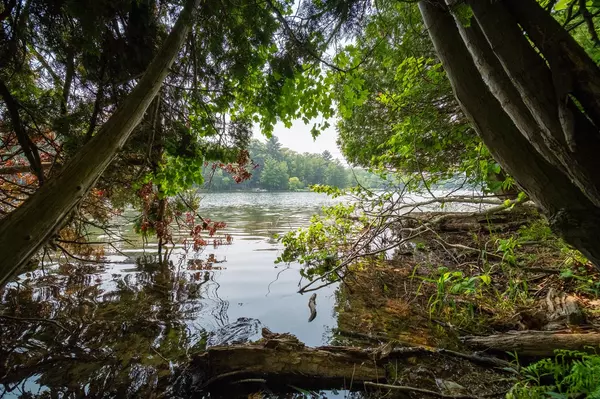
128 191 342 345
0 191 348 398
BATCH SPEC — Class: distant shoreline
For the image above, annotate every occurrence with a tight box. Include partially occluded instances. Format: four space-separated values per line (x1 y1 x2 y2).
196 188 314 193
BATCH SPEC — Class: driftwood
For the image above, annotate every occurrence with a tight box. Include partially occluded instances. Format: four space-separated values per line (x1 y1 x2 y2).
544 288 585 330
462 330 600 357
189 334 386 390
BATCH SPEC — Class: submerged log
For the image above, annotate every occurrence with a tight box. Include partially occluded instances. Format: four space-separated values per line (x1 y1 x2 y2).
462 331 600 357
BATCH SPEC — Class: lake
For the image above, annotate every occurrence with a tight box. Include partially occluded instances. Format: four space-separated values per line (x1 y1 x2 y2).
0 191 349 398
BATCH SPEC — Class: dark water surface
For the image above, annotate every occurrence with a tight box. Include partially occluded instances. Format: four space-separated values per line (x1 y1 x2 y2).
0 192 348 398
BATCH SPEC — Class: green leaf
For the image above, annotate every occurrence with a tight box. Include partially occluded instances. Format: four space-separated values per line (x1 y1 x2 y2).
479 275 491 285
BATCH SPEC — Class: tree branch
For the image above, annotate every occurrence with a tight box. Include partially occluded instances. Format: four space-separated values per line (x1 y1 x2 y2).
0 79 45 184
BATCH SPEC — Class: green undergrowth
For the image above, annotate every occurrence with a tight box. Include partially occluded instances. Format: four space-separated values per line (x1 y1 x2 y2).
508 350 600 399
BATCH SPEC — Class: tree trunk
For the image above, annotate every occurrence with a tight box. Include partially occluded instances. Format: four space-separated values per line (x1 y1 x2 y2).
0 0 200 286
451 15 561 169
505 0 600 129
418 0 600 267
462 331 600 357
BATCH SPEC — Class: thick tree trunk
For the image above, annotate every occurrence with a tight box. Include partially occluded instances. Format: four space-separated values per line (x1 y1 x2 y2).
418 0 600 267
466 0 600 208
451 16 561 169
462 331 600 357
0 0 200 286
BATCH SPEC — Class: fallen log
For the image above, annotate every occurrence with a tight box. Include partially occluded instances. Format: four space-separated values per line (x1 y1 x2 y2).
462 331 600 357
180 330 514 398
405 207 537 233
190 336 385 390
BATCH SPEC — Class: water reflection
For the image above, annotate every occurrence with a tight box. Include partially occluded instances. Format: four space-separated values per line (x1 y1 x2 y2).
0 192 344 398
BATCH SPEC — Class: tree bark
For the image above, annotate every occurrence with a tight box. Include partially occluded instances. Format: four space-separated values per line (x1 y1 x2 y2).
462 331 600 357
184 334 511 394
418 0 600 267
450 14 561 169
0 0 200 286
505 0 600 129
191 343 386 390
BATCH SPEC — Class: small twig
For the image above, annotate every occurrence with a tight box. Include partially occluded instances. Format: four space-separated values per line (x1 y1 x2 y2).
151 346 170 363
55 243 105 264
200 370 249 388
265 0 346 73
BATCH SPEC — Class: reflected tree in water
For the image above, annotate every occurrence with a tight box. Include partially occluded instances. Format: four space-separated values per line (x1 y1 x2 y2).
0 255 232 398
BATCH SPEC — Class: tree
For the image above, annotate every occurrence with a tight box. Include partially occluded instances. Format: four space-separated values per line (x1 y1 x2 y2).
331 2 492 189
288 176 304 191
266 136 284 161
0 0 335 285
0 0 201 285
324 161 348 188
417 0 600 266
259 157 289 190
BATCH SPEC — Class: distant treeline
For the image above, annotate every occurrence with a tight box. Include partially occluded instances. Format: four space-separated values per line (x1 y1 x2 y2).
202 137 385 191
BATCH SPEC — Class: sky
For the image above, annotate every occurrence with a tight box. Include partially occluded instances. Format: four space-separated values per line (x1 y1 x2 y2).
252 118 345 160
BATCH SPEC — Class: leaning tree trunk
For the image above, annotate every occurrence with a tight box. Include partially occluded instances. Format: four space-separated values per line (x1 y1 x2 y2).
0 0 200 286
418 0 600 267
465 0 600 208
